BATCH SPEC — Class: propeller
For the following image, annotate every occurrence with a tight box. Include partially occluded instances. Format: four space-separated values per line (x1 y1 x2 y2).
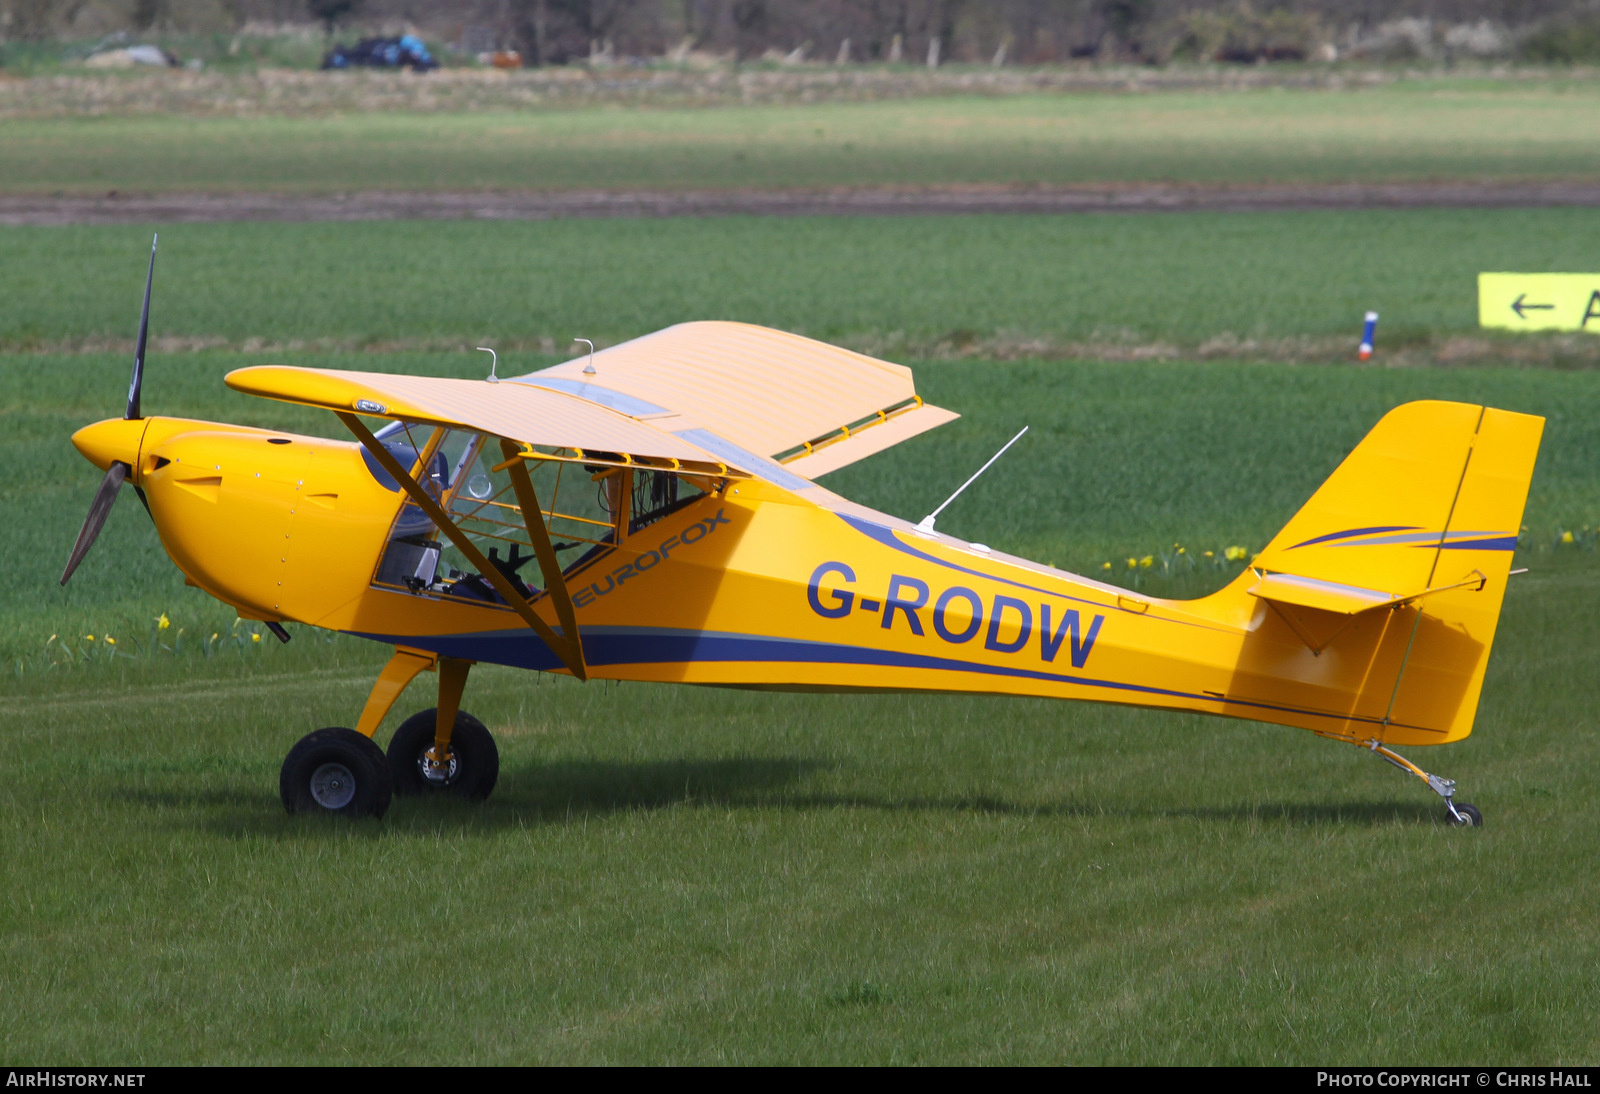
60 462 127 586
126 233 155 420
60 234 157 587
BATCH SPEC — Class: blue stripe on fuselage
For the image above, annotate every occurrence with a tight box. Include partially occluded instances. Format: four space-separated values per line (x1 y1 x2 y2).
347 624 1429 732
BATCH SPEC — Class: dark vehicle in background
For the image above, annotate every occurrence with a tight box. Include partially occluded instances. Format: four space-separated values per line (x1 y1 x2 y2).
321 34 437 72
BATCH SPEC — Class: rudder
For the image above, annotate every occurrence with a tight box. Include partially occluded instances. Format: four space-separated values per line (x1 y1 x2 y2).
1217 401 1543 745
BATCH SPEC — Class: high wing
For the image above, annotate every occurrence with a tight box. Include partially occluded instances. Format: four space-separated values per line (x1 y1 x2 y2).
516 321 959 479
225 363 764 682
225 365 742 474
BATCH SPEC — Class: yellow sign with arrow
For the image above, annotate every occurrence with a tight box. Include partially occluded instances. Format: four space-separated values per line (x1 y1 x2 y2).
1479 273 1600 332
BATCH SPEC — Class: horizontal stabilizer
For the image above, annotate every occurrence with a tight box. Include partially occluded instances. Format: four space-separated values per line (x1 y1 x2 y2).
1247 571 1411 615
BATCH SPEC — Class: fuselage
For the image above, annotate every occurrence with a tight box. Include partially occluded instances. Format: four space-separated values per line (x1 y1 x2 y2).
72 411 1468 747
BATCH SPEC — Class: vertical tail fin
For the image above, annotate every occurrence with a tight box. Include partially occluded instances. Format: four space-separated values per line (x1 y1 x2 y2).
1216 401 1543 745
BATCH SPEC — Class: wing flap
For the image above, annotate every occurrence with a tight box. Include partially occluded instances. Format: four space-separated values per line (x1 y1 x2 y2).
781 403 961 479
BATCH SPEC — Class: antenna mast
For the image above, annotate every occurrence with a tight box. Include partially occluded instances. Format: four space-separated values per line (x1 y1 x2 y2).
575 338 596 375
916 426 1029 534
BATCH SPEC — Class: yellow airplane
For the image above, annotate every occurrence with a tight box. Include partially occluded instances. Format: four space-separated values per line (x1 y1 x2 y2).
64 241 1542 824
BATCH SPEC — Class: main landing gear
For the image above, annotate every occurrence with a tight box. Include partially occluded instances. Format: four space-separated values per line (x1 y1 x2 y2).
387 708 499 799
1347 737 1482 827
279 648 498 818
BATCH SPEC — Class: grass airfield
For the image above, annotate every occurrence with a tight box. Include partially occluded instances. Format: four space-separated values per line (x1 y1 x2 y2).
3 132 1600 1061
5 592 1598 1064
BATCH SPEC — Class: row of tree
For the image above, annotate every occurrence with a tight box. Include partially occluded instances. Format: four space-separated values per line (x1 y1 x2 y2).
6 0 1600 65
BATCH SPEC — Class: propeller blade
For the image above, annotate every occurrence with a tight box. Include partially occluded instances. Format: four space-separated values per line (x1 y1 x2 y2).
125 234 157 421
60 462 127 586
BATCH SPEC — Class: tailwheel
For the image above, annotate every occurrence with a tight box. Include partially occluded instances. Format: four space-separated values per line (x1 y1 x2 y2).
1348 738 1484 830
280 727 393 818
1448 802 1484 828
387 708 499 801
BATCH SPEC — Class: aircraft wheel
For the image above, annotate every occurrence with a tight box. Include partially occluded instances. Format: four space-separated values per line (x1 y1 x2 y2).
387 709 499 801
1449 802 1483 828
280 727 392 818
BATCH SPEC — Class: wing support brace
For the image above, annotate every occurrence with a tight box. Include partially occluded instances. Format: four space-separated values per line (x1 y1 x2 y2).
338 413 588 680
496 437 587 664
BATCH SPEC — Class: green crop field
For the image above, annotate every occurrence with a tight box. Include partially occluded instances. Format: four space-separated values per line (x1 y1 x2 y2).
5 79 1600 195
2 213 1599 1064
5 208 1600 363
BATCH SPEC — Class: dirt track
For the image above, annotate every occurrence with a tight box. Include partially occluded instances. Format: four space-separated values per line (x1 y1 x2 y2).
5 181 1600 225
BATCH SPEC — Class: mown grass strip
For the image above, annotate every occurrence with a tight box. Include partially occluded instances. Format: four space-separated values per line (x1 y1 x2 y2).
2 567 1596 1063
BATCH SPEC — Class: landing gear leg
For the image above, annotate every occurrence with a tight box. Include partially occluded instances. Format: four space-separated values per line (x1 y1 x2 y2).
355 647 438 739
429 657 472 779
1358 738 1482 827
386 657 499 801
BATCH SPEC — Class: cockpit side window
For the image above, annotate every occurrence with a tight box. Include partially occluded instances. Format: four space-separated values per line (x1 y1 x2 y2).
367 429 719 609
360 421 479 496
629 469 702 534
360 420 422 492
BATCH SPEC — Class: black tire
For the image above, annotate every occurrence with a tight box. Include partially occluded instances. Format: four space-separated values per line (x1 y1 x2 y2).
386 709 499 801
1450 802 1483 828
280 727 392 818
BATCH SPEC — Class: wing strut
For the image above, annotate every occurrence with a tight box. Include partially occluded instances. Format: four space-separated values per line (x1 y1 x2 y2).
338 413 588 680
497 438 586 670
